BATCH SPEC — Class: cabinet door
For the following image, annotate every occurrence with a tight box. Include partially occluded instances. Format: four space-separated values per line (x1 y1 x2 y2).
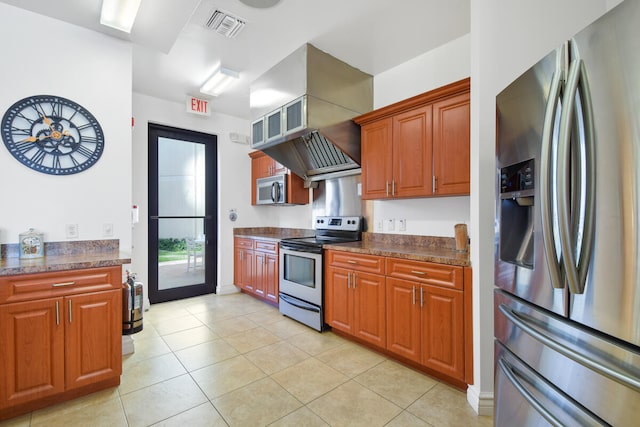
361 118 393 199
65 290 121 390
386 278 421 363
264 253 279 303
241 249 255 292
393 105 433 198
432 92 470 195
254 252 267 298
0 298 64 408
353 271 386 348
325 266 353 334
420 285 465 381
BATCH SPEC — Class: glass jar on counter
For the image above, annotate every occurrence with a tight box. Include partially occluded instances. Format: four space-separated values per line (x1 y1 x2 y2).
19 228 44 259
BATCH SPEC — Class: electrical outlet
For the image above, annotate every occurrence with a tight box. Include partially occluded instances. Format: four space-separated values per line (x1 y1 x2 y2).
103 223 114 237
398 219 407 231
65 223 78 239
385 218 395 231
376 220 383 231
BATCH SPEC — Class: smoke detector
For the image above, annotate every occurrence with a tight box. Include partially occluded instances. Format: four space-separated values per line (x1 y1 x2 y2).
205 10 246 38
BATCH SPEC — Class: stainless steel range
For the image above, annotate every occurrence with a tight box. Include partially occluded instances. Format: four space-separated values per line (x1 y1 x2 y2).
279 216 362 331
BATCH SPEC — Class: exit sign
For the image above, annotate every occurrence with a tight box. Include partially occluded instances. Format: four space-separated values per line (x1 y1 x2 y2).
186 96 210 116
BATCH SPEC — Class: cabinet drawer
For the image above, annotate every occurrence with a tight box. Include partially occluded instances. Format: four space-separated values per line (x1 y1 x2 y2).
0 266 121 304
254 239 278 254
386 258 463 290
327 250 384 275
235 237 254 249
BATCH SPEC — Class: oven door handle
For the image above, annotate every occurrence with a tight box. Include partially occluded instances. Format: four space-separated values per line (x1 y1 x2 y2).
280 294 320 312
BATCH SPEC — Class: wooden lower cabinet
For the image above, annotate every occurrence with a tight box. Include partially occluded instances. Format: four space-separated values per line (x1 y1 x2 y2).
326 250 471 387
0 266 122 417
0 298 65 407
386 277 464 381
234 237 279 304
325 251 386 348
234 237 255 293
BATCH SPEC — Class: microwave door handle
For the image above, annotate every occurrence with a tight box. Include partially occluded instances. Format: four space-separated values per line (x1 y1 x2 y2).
540 51 565 289
271 182 278 202
575 60 596 292
558 58 582 295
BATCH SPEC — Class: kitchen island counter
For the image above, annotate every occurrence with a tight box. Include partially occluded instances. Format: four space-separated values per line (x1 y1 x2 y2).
323 232 470 267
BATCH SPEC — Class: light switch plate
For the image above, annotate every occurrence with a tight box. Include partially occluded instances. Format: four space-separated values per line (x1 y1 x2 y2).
65 223 78 239
103 223 114 237
385 218 395 231
398 219 407 231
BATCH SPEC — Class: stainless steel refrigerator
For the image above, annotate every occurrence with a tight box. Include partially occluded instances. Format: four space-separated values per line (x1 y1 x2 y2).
494 0 640 425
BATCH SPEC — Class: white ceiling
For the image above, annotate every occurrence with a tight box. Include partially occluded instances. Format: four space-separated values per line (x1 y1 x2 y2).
0 0 470 119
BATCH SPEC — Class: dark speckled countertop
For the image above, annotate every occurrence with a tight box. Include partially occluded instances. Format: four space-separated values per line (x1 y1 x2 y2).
234 227 315 241
0 240 131 276
234 228 470 267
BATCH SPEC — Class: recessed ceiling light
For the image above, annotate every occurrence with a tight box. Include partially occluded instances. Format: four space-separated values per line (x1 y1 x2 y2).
238 0 282 8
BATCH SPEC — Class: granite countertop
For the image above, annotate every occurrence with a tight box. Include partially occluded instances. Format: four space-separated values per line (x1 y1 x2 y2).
234 227 315 242
0 240 131 276
235 228 471 267
323 233 471 267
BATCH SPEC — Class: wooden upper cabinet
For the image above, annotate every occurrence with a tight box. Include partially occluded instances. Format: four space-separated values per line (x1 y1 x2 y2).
361 118 393 199
432 92 470 195
249 151 308 206
392 105 433 198
354 78 470 200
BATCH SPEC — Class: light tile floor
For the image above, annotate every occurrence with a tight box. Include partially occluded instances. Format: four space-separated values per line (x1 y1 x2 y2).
1 292 493 427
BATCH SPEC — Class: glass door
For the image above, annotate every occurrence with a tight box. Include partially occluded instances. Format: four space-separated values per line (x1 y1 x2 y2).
148 124 217 303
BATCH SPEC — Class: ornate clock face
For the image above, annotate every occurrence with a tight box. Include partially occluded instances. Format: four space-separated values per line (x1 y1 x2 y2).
1 95 104 175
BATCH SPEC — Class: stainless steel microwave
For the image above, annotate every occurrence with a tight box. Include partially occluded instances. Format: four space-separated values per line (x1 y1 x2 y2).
256 175 287 205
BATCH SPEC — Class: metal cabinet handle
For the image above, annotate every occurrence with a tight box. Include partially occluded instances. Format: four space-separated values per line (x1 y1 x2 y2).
420 287 424 308
353 272 356 289
411 270 425 276
412 286 416 305
347 260 357 264
55 301 59 326
432 176 437 193
347 272 351 289
386 181 390 197
68 300 72 323
392 180 396 196
52 281 75 287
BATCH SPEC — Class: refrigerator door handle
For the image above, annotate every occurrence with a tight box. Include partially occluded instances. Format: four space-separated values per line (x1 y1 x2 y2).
558 56 597 295
540 52 565 289
576 59 596 290
497 358 565 427
499 303 640 393
558 58 583 295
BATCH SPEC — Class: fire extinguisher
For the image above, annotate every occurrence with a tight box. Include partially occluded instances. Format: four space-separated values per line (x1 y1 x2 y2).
123 270 143 334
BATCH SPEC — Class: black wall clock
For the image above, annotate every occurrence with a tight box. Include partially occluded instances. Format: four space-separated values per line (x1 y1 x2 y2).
1 95 104 175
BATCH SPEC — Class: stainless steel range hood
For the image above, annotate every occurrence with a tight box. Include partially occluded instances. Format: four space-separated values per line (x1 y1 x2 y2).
250 44 372 182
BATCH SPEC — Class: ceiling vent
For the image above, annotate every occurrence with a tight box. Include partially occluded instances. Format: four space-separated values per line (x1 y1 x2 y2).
206 10 246 38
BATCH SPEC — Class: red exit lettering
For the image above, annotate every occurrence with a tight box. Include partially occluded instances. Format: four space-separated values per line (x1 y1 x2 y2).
191 98 208 114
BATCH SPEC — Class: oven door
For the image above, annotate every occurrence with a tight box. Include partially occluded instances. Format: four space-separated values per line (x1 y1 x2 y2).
279 246 322 306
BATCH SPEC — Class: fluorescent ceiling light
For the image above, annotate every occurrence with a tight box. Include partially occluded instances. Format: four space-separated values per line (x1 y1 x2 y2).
200 67 240 97
100 0 142 33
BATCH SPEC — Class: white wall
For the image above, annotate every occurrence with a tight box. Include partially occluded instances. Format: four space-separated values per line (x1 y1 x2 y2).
0 4 132 256
132 94 314 301
469 0 619 415
370 34 471 238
